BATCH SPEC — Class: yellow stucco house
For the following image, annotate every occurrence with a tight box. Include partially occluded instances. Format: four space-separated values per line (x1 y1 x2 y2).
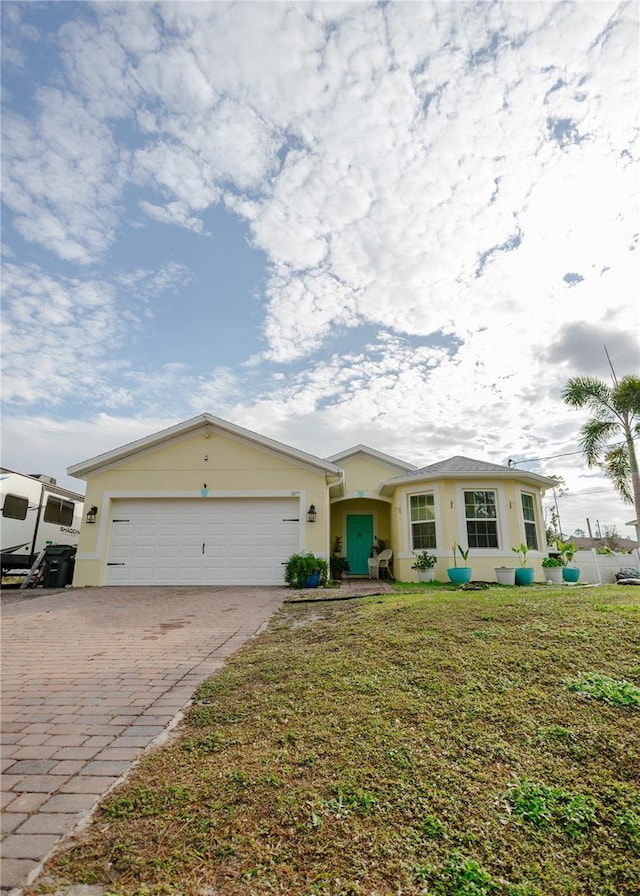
68 413 556 587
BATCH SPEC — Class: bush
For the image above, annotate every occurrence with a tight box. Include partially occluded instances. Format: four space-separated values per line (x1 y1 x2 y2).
330 557 350 576
283 552 328 588
411 551 437 570
542 557 562 568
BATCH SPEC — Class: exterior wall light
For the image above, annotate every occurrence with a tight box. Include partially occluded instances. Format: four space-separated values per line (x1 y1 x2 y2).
86 505 98 524
307 504 317 523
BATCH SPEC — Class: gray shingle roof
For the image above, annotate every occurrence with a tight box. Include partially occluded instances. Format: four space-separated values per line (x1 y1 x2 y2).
397 455 512 477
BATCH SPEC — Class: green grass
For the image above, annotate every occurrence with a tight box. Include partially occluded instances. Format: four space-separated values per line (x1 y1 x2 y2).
33 584 640 896
563 670 640 708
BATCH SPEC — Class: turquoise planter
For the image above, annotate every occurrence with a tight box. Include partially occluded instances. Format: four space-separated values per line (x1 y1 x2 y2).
447 567 472 584
515 567 535 586
563 567 580 583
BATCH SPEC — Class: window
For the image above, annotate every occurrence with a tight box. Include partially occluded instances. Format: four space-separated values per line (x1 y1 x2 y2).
464 490 498 548
410 493 436 549
521 493 539 549
43 497 74 526
2 494 28 520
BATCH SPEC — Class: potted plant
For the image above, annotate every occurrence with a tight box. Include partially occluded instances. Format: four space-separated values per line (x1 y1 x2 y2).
284 553 328 589
542 556 563 584
495 565 516 586
411 551 437 582
556 539 580 583
330 556 350 582
447 544 472 584
512 543 535 586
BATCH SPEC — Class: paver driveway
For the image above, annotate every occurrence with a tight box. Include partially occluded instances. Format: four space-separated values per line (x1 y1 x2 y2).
0 586 286 892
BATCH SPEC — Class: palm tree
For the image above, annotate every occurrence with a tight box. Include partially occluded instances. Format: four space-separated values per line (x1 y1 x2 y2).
562 374 640 551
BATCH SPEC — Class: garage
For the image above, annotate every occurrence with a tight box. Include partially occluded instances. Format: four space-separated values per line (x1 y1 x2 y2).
105 497 301 586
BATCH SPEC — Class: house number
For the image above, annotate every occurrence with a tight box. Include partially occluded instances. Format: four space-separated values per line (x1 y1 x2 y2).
290 490 300 496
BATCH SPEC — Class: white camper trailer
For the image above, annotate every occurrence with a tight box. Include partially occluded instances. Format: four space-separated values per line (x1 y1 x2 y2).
0 469 85 575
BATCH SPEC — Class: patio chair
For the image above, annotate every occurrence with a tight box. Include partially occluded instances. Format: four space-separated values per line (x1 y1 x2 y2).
368 549 393 579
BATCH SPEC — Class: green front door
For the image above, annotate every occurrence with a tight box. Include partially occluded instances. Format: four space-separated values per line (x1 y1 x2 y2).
346 514 374 575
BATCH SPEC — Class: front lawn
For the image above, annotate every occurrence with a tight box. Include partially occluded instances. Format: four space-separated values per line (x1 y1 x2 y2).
35 584 639 895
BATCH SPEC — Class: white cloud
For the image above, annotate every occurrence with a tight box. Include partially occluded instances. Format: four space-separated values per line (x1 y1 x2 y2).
0 261 192 405
139 199 207 233
1 1 638 541
1 90 127 262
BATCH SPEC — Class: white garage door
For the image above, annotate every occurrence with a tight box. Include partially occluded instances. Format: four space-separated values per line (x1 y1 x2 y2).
105 497 300 586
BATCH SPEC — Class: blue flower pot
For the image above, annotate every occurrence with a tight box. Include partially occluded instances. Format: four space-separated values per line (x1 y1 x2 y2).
304 571 320 588
447 567 472 584
563 567 580 583
515 567 535 586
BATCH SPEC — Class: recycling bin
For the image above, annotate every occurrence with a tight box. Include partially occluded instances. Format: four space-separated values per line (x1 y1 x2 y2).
42 544 77 588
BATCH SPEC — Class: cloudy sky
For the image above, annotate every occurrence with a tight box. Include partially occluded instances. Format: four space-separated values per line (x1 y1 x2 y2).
2 1 638 539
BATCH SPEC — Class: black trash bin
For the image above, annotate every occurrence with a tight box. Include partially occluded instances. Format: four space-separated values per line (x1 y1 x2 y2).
43 544 77 588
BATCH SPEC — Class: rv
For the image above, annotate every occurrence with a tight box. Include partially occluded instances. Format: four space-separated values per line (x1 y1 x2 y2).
1 469 85 575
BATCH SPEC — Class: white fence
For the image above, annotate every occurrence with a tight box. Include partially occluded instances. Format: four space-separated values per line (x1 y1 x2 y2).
573 549 640 584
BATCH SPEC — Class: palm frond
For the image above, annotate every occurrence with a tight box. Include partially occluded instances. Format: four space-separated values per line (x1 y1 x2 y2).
602 445 633 504
614 376 640 419
562 376 614 415
579 419 619 465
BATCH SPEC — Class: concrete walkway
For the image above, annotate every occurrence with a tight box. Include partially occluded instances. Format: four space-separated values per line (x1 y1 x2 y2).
1 579 393 892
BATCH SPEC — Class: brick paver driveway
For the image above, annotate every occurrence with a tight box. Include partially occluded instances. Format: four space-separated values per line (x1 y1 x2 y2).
0 586 286 892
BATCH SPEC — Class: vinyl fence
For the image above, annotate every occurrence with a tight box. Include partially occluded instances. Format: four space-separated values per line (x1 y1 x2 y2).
574 549 640 584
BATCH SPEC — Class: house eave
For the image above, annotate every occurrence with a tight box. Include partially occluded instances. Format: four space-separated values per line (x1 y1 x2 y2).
378 468 558 496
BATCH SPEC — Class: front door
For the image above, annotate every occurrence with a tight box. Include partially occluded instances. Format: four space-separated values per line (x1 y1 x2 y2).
346 514 374 575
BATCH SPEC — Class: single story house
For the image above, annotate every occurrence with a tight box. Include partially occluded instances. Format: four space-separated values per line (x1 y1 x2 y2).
68 413 556 586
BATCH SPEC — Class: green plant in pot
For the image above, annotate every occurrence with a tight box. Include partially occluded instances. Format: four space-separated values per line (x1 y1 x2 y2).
556 539 580 583
411 551 437 582
284 552 328 589
542 555 563 584
447 544 472 584
512 543 535 586
330 556 350 581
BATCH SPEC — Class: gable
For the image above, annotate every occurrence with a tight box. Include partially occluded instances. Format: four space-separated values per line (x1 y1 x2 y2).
326 445 415 495
68 414 341 481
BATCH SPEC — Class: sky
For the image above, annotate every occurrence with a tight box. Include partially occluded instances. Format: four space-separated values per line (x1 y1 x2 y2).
1 0 639 541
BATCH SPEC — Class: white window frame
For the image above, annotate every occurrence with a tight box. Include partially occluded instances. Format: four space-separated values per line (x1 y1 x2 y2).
520 492 539 550
456 484 508 554
409 492 437 551
399 486 442 559
463 488 500 549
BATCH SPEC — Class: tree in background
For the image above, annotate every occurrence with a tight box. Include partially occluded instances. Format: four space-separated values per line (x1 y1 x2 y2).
544 475 567 544
562 373 640 550
602 525 622 552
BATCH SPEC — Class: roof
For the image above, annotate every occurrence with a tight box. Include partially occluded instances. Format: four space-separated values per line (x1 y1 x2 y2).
326 444 416 472
0 468 85 502
68 413 343 480
378 454 558 495
410 455 515 475
572 536 639 552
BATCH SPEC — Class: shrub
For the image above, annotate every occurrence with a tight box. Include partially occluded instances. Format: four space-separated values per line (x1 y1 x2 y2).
411 551 437 570
283 552 328 588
